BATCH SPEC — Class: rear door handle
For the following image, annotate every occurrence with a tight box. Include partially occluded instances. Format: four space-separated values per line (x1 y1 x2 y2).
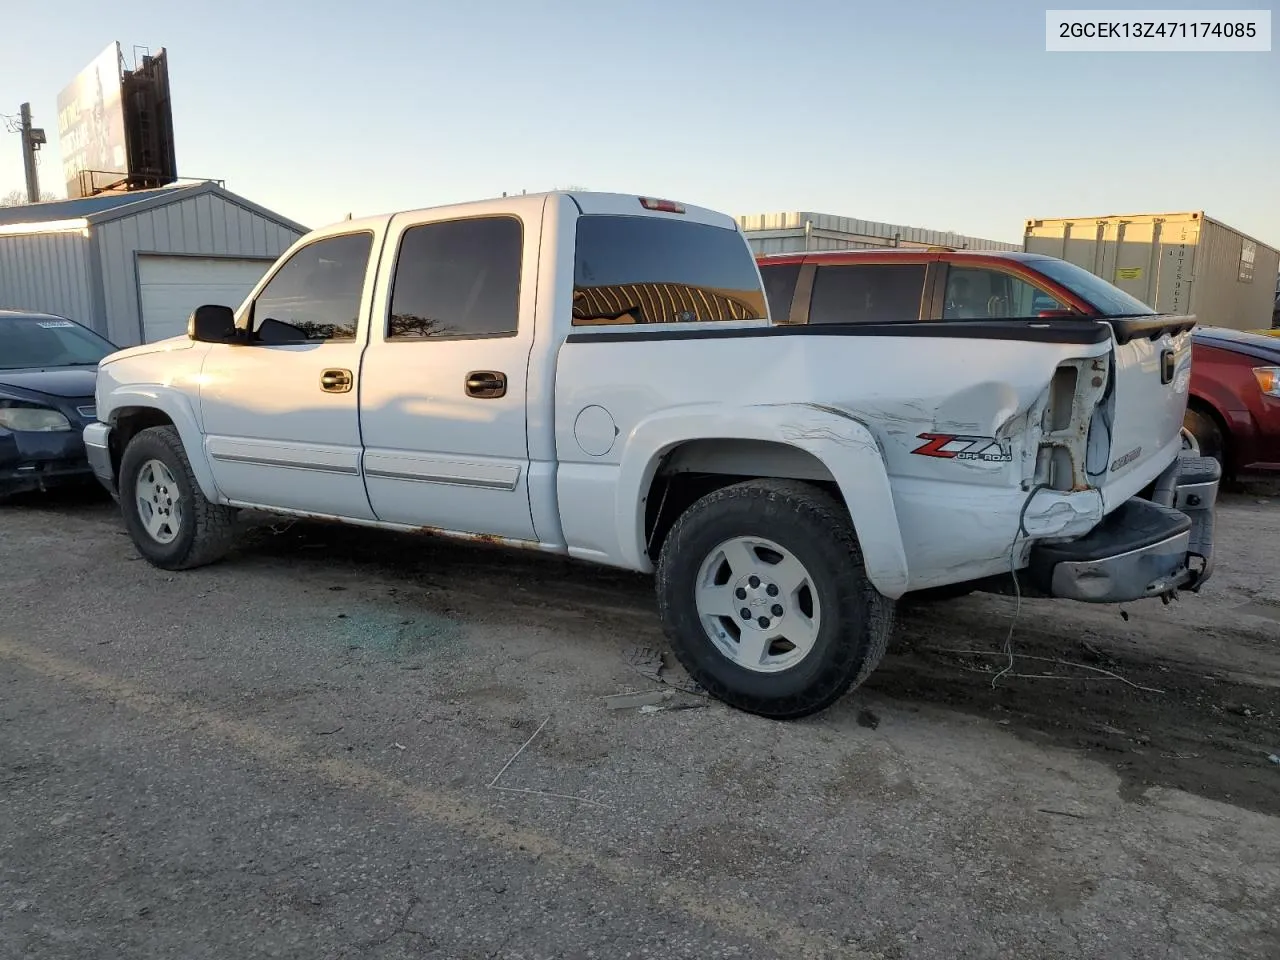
465 371 507 399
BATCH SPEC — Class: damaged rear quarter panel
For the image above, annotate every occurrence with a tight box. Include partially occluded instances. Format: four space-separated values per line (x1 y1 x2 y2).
553 330 1113 592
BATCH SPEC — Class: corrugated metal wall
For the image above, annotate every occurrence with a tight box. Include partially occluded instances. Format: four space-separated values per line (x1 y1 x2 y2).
1025 212 1280 330
738 211 1022 253
0 232 94 326
96 192 303 345
1194 217 1280 330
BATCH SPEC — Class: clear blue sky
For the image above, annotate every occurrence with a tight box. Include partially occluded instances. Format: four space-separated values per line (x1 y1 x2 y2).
2 0 1277 244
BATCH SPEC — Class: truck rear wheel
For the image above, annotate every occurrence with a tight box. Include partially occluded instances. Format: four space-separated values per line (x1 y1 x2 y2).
119 425 237 570
655 479 895 719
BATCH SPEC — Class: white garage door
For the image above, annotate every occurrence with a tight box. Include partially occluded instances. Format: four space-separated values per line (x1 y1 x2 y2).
137 256 274 343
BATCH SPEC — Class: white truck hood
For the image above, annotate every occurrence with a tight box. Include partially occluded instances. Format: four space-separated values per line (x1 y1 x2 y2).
99 336 196 366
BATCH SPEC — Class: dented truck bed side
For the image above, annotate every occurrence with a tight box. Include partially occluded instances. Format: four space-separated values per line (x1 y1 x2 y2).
553 320 1180 596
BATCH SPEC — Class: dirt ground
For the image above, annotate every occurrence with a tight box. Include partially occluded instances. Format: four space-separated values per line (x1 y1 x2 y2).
1 483 1277 959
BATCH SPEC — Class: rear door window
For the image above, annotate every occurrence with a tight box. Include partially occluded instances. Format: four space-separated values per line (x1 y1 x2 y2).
942 266 1066 320
808 263 927 325
387 216 522 339
572 216 766 325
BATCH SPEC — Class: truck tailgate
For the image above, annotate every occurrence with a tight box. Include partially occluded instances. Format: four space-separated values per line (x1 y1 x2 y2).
1097 317 1194 510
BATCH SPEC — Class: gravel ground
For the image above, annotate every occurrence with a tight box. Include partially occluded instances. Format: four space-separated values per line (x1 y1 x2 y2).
1 485 1277 960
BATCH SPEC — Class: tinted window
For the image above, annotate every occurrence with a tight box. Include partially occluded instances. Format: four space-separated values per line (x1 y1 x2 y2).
809 264 926 325
388 217 523 339
0 316 115 370
251 232 373 341
1030 258 1156 317
942 266 1066 321
573 216 766 325
759 262 801 322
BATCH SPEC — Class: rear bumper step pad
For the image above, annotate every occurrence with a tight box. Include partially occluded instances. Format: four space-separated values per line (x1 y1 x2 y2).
1029 455 1219 603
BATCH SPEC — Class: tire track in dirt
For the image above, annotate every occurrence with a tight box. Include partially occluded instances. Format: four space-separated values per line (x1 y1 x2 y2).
243 516 1280 816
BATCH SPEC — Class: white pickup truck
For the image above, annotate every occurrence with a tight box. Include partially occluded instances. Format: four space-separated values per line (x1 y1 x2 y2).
84 191 1218 719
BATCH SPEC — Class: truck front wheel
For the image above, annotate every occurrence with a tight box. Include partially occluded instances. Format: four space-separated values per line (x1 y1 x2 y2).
656 479 895 719
119 425 237 570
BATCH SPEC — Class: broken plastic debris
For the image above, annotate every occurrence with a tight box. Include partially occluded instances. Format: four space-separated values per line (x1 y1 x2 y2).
1268 754 1279 765
605 690 672 710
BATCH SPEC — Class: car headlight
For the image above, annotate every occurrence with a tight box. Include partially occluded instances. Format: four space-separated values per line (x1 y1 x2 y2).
0 401 73 432
1254 367 1280 398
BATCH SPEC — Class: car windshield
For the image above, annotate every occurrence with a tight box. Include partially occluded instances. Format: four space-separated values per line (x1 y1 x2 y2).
1030 258 1158 317
0 316 116 370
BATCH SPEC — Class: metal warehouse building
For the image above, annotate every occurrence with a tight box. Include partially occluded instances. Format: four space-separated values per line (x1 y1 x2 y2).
0 181 307 347
738 211 1022 255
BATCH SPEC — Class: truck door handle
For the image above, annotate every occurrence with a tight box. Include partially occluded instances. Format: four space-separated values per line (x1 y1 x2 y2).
320 368 354 393
465 371 507 399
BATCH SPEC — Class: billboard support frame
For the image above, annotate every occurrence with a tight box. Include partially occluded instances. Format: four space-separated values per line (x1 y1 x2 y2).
56 41 177 200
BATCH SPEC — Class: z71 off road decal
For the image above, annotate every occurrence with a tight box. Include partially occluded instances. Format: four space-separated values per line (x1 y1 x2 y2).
911 433 1013 463
1111 446 1142 472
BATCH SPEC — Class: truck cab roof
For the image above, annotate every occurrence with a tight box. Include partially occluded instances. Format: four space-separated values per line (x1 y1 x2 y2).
317 192 741 238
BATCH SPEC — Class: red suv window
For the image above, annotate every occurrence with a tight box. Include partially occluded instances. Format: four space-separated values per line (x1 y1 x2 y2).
941 265 1066 320
809 263 927 324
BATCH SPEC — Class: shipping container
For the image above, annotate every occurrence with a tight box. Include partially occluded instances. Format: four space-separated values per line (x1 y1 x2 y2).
738 211 1022 256
1024 212 1280 331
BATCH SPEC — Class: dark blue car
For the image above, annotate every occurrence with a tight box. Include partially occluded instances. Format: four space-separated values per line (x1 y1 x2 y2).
0 310 116 498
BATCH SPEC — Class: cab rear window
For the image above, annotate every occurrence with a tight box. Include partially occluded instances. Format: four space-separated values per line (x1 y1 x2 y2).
572 216 766 325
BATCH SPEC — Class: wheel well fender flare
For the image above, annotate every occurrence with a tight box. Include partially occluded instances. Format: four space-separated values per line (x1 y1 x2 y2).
615 403 910 597
107 387 221 502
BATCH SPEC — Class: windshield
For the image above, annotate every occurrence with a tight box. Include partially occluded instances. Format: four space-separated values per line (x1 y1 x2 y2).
1031 258 1158 317
0 316 116 370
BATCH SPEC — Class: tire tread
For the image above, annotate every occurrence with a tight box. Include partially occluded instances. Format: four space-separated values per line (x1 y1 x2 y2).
656 478 895 720
120 425 236 570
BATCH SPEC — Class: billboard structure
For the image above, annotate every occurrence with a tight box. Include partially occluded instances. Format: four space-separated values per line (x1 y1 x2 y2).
56 42 128 198
55 42 178 199
121 49 178 195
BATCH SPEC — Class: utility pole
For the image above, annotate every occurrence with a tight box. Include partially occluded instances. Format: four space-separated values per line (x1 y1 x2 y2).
19 103 47 203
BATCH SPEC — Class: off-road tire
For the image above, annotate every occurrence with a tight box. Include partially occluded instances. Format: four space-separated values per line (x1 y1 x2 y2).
119 425 237 570
656 478 896 720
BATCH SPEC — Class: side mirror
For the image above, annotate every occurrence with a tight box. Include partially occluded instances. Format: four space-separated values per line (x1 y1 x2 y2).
188 304 237 342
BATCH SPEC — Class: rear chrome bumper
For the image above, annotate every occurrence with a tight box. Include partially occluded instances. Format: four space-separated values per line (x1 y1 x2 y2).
1031 454 1218 603
82 422 117 497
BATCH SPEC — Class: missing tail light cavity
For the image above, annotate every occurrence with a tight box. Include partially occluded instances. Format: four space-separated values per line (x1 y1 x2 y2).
1036 357 1110 492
